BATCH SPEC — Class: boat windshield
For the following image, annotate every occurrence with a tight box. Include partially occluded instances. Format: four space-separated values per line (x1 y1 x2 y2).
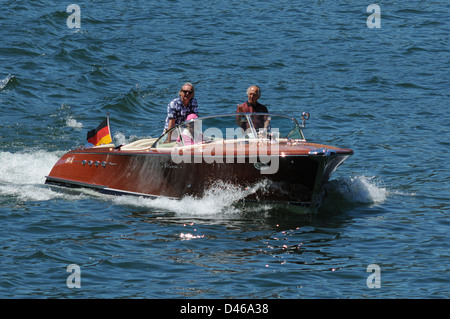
152 113 305 148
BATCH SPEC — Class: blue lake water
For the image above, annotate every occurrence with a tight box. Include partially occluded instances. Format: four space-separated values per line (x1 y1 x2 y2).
0 0 449 299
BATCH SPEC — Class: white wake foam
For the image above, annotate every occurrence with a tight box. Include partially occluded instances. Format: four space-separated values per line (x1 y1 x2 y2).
322 175 388 206
0 150 72 201
112 180 269 216
65 116 83 129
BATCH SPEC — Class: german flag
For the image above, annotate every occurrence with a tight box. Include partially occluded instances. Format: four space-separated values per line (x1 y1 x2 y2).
86 116 112 146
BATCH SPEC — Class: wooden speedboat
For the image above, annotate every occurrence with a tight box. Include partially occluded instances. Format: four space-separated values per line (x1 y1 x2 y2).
45 112 353 208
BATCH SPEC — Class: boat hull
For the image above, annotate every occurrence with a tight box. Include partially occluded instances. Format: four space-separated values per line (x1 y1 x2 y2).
45 143 352 206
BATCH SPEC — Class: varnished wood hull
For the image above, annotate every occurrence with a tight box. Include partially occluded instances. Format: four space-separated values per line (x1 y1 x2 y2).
45 141 353 207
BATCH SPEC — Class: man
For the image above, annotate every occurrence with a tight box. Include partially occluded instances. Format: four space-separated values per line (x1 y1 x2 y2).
236 85 269 130
164 82 198 133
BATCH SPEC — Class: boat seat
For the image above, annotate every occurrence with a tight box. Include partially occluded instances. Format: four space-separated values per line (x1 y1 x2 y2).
120 138 158 150
92 143 115 149
155 141 178 148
